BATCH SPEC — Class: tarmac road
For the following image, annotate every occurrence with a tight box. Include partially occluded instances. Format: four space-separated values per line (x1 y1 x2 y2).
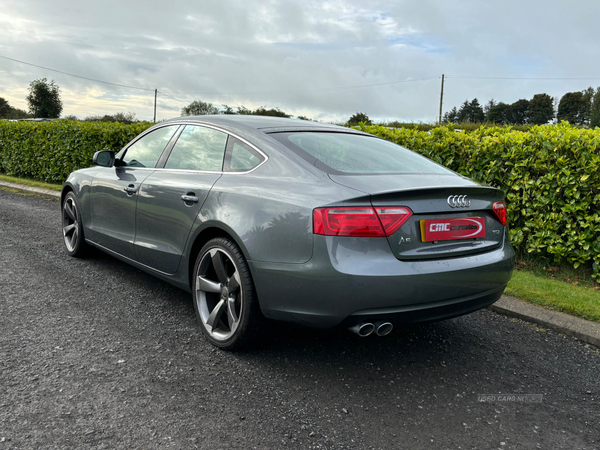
0 187 599 450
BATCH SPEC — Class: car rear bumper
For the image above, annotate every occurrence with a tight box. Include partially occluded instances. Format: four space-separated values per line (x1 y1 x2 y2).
250 234 515 328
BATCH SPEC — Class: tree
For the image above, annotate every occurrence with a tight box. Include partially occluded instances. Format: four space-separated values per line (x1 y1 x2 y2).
26 78 63 118
83 112 137 123
62 115 78 121
484 99 497 116
527 94 554 125
6 107 31 120
252 106 290 117
83 114 103 121
590 88 600 128
235 105 291 117
468 98 485 122
221 104 237 115
486 102 510 124
443 106 459 123
181 100 219 116
557 92 586 124
508 99 530 124
581 86 595 125
112 112 137 124
347 112 371 126
0 97 10 118
456 99 484 123
457 100 470 122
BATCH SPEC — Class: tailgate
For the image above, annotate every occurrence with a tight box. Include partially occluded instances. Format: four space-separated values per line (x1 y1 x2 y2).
371 187 505 260
328 174 506 261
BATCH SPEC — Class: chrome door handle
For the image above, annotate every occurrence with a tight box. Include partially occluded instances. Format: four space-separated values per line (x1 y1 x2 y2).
124 185 138 194
181 194 199 203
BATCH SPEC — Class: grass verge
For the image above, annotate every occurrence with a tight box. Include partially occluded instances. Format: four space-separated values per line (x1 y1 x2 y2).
0 174 62 191
506 270 600 322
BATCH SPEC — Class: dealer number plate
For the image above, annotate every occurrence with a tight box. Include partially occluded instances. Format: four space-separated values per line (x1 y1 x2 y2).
420 217 485 242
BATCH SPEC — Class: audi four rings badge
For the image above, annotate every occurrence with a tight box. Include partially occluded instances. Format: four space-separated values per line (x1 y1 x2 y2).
447 195 470 208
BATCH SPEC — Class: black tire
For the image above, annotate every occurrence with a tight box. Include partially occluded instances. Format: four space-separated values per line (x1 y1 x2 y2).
61 191 87 257
192 237 261 350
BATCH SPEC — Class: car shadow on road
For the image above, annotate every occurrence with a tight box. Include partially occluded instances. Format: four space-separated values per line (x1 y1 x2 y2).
80 246 519 382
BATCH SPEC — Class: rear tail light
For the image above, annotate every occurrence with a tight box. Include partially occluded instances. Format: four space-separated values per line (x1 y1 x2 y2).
313 206 412 237
374 207 414 236
492 201 507 226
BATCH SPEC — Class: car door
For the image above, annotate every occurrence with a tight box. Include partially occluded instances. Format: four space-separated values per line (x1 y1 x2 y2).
133 124 229 273
88 125 181 259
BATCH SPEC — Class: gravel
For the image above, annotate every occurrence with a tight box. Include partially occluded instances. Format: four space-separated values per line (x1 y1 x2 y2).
1 188 599 449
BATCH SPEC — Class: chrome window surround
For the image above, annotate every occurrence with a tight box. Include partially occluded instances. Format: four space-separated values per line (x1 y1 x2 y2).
116 121 269 175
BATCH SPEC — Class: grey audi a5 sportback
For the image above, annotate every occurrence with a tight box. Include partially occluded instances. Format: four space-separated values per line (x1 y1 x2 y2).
61 116 514 349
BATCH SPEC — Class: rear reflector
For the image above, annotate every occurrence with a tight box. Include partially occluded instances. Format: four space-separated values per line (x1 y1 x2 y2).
492 201 507 226
313 206 412 237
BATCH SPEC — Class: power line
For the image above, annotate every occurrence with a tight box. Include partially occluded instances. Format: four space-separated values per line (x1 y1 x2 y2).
447 75 600 81
157 90 187 103
165 76 439 97
1 53 438 101
0 54 155 92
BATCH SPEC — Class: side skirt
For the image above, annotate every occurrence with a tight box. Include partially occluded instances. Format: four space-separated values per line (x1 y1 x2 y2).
85 239 193 293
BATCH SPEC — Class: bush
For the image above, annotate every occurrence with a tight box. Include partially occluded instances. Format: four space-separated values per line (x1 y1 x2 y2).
0 120 153 184
382 122 534 132
0 119 598 280
354 122 600 280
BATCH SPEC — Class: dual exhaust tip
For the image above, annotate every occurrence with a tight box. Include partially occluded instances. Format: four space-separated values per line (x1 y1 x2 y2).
349 321 393 337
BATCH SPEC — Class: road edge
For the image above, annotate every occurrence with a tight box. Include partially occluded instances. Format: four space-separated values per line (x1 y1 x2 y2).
490 295 600 347
0 180 60 198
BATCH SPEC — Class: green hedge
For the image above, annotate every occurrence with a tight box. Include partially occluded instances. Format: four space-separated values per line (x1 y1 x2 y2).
0 119 599 279
0 120 153 184
356 122 600 280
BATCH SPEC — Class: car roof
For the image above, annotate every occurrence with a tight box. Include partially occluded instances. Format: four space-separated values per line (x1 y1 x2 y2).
160 115 366 135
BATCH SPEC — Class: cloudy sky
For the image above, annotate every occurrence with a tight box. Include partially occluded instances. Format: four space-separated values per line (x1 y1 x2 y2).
1 0 599 122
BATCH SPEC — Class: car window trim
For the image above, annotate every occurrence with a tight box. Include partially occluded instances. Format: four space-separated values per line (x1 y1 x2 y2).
116 121 269 175
154 121 270 174
223 136 265 172
115 124 183 168
157 124 230 172
156 125 185 168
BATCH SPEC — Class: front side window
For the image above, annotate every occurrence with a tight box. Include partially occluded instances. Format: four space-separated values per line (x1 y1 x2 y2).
165 125 228 171
122 126 178 168
270 132 454 175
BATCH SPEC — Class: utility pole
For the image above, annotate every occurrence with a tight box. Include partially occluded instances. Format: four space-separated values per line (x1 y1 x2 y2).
153 89 157 123
438 74 445 125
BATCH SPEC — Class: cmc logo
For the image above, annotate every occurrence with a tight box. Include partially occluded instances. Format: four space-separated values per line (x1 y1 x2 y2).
422 217 486 242
430 223 450 232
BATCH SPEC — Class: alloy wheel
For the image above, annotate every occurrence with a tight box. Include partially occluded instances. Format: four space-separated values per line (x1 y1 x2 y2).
195 248 243 341
62 196 80 252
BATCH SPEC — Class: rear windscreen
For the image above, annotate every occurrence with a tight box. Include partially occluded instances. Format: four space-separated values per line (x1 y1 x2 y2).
270 132 454 175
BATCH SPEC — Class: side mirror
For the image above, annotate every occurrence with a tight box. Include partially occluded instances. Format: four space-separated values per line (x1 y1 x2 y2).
93 150 115 167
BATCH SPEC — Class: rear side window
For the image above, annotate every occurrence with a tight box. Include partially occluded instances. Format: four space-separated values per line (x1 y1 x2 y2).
224 137 264 172
122 126 178 168
165 125 228 171
271 132 454 175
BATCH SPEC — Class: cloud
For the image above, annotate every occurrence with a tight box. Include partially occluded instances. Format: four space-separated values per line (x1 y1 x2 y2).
1 0 599 122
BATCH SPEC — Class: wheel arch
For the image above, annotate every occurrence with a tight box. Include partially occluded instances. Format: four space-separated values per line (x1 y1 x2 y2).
186 223 253 291
61 182 75 205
